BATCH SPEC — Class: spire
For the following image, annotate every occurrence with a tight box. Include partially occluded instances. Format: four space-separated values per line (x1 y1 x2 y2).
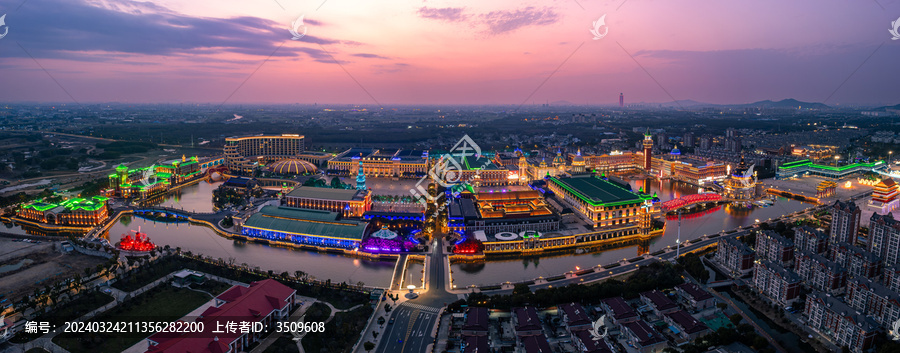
577 148 582 156
356 161 366 190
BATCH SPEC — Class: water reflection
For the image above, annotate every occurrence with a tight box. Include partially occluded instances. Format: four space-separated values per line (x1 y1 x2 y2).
451 179 813 287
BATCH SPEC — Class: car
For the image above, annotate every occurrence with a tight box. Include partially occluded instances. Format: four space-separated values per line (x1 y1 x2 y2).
389 318 395 324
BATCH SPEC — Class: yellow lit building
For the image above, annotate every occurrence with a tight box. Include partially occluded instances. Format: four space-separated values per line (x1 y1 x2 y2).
283 186 372 218
18 196 110 226
224 134 306 173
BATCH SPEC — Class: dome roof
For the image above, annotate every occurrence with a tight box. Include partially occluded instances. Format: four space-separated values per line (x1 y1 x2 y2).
268 159 317 174
573 149 585 164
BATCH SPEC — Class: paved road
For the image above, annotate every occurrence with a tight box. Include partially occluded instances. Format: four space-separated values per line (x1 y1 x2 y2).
376 238 457 353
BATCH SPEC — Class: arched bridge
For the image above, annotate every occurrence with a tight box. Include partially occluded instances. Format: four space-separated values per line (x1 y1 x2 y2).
661 193 727 212
131 207 215 220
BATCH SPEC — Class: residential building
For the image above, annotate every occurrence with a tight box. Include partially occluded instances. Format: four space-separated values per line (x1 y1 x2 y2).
845 275 900 327
674 283 715 311
755 230 795 266
868 212 900 266
640 290 678 316
830 200 861 245
572 329 614 353
600 297 638 325
461 335 489 353
559 302 593 332
830 242 883 280
794 250 847 295
804 292 878 353
513 307 543 336
145 279 296 353
751 260 801 306
884 264 900 293
461 307 489 336
518 334 552 353
663 310 710 341
621 320 667 353
713 237 755 277
794 226 828 254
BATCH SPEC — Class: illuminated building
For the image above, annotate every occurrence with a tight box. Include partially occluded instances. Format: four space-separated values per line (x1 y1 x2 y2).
224 134 305 173
448 189 559 234
154 156 202 184
106 157 203 199
722 157 759 199
283 186 371 218
546 175 651 230
651 156 727 185
441 155 509 187
238 206 368 250
868 178 899 212
570 151 642 175
816 180 837 198
642 129 653 171
107 164 168 199
267 159 317 175
18 196 110 226
570 149 585 174
776 159 884 179
355 161 366 190
804 292 878 353
327 148 429 178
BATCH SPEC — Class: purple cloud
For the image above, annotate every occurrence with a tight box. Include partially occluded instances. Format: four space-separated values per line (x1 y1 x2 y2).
417 7 467 22
481 7 558 34
352 53 391 59
0 0 357 63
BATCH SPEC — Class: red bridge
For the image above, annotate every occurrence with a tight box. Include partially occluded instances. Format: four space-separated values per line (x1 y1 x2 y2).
661 193 724 212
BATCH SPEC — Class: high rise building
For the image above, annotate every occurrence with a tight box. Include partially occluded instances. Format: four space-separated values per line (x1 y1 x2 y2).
683 132 695 147
831 200 861 245
619 93 624 108
642 129 653 171
868 212 900 266
699 135 712 150
224 134 305 173
657 132 668 149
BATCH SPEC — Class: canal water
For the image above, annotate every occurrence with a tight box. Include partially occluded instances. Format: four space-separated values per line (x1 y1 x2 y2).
449 179 813 287
5 178 812 289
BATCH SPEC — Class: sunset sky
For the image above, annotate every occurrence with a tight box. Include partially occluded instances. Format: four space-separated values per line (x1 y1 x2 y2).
0 0 897 105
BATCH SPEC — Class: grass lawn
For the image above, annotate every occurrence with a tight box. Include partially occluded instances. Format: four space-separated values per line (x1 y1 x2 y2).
263 336 300 353
52 284 212 353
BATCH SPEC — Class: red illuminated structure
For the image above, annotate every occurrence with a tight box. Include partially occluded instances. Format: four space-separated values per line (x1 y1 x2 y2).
118 227 156 252
454 238 485 255
660 193 723 212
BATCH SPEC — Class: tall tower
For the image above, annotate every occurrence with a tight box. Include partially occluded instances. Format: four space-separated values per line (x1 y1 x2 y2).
355 160 366 190
642 128 653 171
619 93 624 108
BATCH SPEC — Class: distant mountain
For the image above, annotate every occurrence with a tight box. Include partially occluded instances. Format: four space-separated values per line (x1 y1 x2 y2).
873 103 900 111
737 99 829 109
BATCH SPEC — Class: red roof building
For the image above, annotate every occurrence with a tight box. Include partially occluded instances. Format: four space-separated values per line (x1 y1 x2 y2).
145 279 296 353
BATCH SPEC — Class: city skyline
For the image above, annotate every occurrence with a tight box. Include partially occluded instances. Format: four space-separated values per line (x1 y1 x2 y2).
0 0 898 105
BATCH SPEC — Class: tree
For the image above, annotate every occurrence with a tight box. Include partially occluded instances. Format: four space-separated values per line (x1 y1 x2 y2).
729 313 742 325
363 341 375 352
513 283 531 295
